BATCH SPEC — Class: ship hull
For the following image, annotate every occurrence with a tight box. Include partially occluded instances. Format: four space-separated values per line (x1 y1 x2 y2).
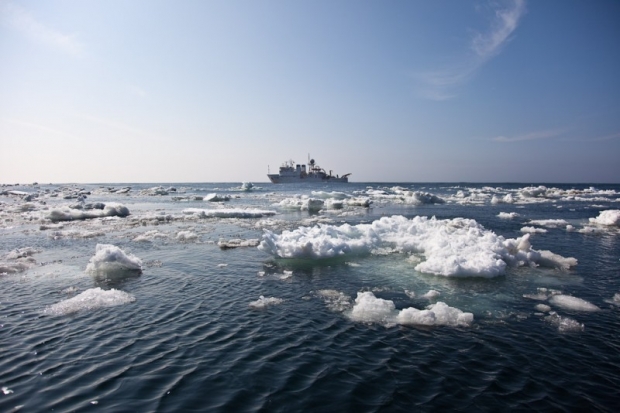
268 174 348 184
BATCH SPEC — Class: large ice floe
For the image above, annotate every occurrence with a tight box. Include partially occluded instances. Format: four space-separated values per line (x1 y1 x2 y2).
259 215 577 278
85 244 143 274
46 203 130 221
43 288 136 316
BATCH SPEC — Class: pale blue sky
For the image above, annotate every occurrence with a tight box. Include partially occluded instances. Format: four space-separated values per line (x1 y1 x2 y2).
1 0 619 183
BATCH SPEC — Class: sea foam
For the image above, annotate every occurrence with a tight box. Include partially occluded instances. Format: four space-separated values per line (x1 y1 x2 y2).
258 215 577 278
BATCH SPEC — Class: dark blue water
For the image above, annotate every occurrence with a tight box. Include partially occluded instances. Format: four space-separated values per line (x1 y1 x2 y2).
1 182 619 411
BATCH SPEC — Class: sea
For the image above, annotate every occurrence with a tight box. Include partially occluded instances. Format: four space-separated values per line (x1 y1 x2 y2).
1 181 619 412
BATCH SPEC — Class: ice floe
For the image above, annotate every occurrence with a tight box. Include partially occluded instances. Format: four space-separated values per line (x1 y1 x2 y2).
589 210 620 226
218 239 260 249
277 196 324 211
544 312 584 332
548 295 600 312
43 287 136 316
133 230 169 242
348 292 473 327
0 247 38 274
520 226 547 234
183 208 276 218
259 215 577 278
46 203 130 221
85 244 143 274
176 231 199 241
498 212 519 219
204 193 231 202
249 295 284 309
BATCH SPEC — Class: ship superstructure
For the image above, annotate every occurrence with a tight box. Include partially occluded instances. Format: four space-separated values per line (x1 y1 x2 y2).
267 157 350 183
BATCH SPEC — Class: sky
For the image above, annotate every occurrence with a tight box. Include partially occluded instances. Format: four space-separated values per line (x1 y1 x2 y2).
1 0 619 184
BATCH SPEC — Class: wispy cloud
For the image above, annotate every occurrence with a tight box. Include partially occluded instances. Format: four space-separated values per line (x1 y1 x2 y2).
1 117 80 140
571 132 620 143
492 128 563 143
0 2 83 55
415 0 526 101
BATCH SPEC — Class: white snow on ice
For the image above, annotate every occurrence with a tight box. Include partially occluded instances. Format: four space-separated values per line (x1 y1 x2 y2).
589 210 620 226
348 291 473 327
43 287 135 316
85 244 143 274
259 215 577 278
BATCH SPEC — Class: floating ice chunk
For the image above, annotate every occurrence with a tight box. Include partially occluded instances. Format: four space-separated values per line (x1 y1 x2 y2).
348 292 473 327
520 226 547 234
133 230 168 242
403 191 445 205
491 194 515 204
311 191 350 200
420 301 473 327
43 287 135 316
0 247 38 274
249 295 284 309
218 239 260 249
2 386 14 394
141 186 169 196
85 244 143 274
325 199 344 209
536 250 578 271
396 307 437 325
348 291 396 324
317 289 352 312
6 247 38 260
589 210 620 226
544 312 584 332
259 215 577 278
46 203 129 221
241 182 254 191
303 198 324 211
176 231 198 241
0 261 32 274
528 219 569 228
204 193 231 202
183 208 276 218
345 197 372 207
48 229 105 239
498 212 519 219
535 304 551 312
549 295 600 312
422 289 440 299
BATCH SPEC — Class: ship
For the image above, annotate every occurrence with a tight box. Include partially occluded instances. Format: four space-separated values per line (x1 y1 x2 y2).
268 157 350 183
